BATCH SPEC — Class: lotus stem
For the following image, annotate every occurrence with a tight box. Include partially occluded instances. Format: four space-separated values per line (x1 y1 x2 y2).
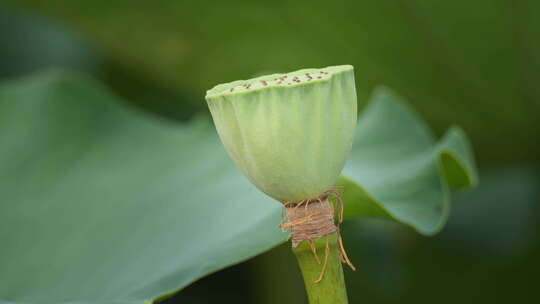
293 233 348 304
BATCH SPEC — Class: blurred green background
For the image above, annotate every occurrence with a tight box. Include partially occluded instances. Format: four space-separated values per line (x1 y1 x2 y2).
1 0 538 303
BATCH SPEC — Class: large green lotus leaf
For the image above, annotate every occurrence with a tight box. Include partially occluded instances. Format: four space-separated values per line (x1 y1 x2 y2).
0 72 476 303
339 88 478 235
7 0 539 162
0 71 287 304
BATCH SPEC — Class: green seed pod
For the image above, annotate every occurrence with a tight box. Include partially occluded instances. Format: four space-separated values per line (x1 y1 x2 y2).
206 65 357 203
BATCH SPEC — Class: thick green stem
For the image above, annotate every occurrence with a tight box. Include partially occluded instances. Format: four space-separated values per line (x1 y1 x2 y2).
292 233 348 304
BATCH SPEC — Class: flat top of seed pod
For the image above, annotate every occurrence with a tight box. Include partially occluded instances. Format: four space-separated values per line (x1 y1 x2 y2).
205 65 353 99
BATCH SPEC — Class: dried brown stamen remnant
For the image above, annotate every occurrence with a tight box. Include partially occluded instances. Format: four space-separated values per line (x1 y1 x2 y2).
281 189 356 280
282 193 336 247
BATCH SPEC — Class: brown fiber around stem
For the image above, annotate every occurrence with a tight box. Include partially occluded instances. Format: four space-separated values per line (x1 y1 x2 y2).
280 190 356 276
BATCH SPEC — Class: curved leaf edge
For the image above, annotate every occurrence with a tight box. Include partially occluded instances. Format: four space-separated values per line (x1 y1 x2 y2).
148 221 287 304
340 100 478 236
0 70 287 304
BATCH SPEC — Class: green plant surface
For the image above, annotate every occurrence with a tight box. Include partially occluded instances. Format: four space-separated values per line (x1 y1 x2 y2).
0 71 476 304
338 87 478 235
0 71 287 304
206 65 357 203
293 234 348 304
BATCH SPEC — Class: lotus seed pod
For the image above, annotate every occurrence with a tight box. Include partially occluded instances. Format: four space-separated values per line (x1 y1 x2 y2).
206 65 357 203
